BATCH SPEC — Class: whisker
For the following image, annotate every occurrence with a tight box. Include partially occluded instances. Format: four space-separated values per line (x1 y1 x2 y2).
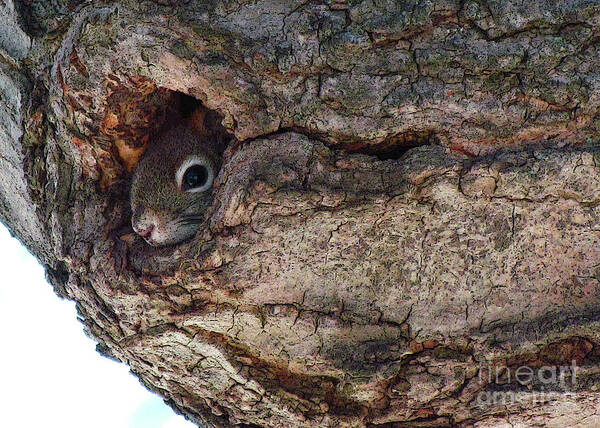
180 215 204 221
179 220 203 226
176 215 205 226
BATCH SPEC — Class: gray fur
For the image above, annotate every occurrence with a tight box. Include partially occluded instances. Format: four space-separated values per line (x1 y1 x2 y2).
130 121 221 246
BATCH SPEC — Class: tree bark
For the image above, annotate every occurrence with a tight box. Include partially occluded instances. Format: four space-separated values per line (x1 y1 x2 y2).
3 0 600 426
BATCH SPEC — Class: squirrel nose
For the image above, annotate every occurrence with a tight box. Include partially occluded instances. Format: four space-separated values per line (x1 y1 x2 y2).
135 223 154 238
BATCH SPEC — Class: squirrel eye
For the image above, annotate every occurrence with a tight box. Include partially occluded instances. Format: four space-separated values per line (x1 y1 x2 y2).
176 157 215 193
183 165 208 191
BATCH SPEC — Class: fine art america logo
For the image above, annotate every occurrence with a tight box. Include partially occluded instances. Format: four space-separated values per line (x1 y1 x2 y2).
476 360 579 406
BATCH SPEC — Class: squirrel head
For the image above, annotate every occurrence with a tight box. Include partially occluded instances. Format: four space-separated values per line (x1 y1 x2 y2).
130 122 221 246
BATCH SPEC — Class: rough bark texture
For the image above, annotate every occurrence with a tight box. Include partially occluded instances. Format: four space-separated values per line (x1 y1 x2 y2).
3 0 600 426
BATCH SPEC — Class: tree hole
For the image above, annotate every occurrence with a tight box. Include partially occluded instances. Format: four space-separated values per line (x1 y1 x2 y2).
102 84 234 176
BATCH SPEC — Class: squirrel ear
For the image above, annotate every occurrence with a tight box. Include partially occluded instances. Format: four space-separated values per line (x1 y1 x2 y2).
189 108 208 136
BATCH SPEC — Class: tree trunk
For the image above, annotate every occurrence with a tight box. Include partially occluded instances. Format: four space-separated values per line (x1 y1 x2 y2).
3 0 600 426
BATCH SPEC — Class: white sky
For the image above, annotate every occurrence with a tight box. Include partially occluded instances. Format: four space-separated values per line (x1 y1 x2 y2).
0 223 197 428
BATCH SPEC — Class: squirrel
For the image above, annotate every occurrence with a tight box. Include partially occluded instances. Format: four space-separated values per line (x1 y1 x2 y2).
130 108 222 246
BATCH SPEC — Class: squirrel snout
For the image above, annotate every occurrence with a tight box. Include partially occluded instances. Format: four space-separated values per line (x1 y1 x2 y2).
131 202 203 247
132 211 156 240
135 223 154 238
